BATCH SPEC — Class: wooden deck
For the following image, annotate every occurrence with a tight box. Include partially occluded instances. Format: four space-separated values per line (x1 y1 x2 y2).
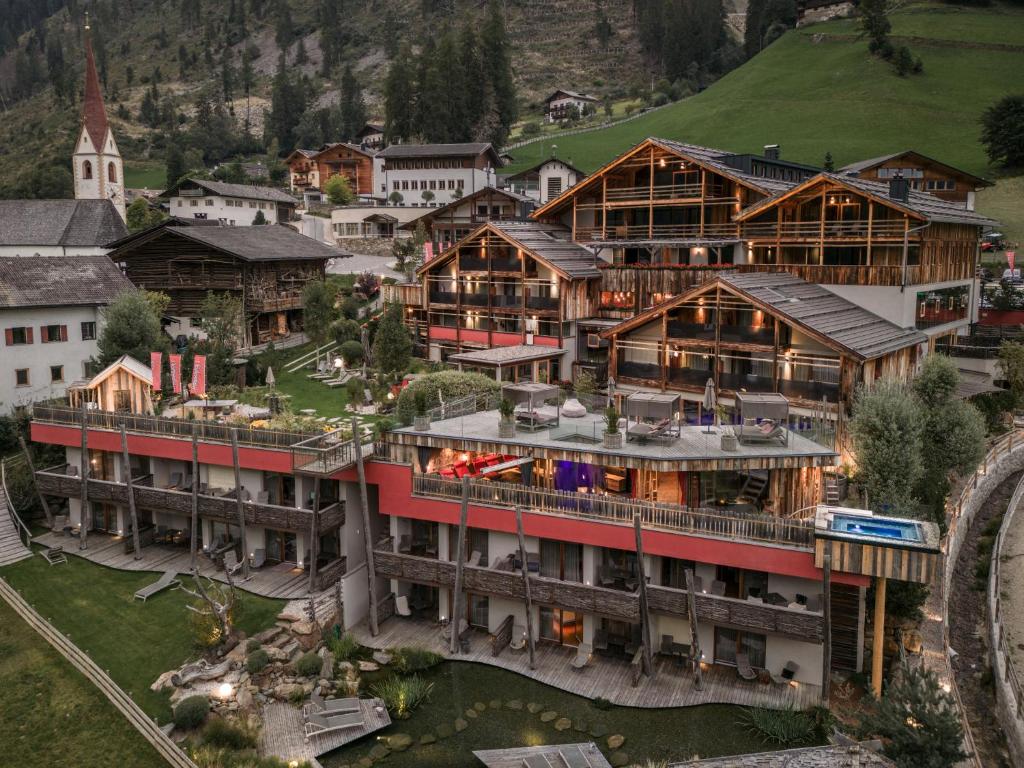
32 531 312 599
351 617 821 710
474 742 611 768
260 698 391 762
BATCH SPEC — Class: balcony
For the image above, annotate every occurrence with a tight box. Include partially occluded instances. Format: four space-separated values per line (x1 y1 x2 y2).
489 257 521 273
382 282 424 308
35 465 345 533
291 431 375 476
460 292 489 307
601 183 705 203
741 219 908 241
458 255 488 271
666 321 717 341
576 222 741 242
428 289 457 305
525 294 559 311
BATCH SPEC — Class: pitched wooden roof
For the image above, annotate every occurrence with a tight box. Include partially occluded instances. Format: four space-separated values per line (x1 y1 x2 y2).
399 186 534 230
0 254 133 308
109 224 339 263
839 149 992 188
162 178 298 204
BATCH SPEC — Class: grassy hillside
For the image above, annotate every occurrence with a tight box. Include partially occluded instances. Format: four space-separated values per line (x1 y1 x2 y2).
505 2 1024 177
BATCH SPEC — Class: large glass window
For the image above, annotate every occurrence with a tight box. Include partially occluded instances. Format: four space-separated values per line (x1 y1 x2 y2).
539 540 582 582
714 627 767 668
916 285 969 329
539 606 583 646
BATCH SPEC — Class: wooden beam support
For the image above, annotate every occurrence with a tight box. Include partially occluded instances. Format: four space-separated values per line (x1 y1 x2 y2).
353 417 379 636
79 399 88 551
190 435 199 573
119 423 141 560
450 476 470 655
685 567 704 691
822 550 832 707
230 429 249 580
634 515 654 678
871 575 886 697
17 436 53 528
307 479 321 594
514 505 536 670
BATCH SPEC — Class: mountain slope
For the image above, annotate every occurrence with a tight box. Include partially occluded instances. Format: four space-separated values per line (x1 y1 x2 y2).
504 1 1024 177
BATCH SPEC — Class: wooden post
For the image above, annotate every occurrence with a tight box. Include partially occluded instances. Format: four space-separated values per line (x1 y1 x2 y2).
514 506 536 670
352 417 379 636
189 434 199 573
822 550 832 707
634 515 654 677
79 399 88 551
119 423 142 560
450 476 470 654
307 479 321 594
230 429 249 580
685 568 703 690
871 575 887 697
17 436 53 527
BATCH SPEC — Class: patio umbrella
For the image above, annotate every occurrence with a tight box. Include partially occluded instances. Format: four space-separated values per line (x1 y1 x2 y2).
265 366 275 391
702 378 716 434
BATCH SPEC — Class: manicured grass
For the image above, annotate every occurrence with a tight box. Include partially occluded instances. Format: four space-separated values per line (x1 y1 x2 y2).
503 2 1024 179
977 176 1024 247
0 598 168 768
322 662 813 767
0 551 285 723
124 163 167 191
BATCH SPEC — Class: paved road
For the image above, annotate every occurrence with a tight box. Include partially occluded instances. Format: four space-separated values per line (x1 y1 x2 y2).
327 252 403 281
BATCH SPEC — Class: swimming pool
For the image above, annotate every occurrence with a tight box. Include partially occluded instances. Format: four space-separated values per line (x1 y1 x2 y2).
830 513 923 542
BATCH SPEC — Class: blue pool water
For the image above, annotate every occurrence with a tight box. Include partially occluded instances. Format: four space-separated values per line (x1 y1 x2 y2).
831 513 922 542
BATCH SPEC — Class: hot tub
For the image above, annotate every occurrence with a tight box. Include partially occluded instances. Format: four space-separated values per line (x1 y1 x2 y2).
830 513 923 543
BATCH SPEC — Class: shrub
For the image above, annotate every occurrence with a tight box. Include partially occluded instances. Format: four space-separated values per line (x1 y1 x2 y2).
174 695 210 729
339 339 364 367
328 632 361 662
289 687 307 705
396 371 501 425
202 717 259 750
245 638 261 653
392 646 443 674
739 707 816 745
370 674 434 718
295 652 322 678
592 696 614 710
246 649 270 674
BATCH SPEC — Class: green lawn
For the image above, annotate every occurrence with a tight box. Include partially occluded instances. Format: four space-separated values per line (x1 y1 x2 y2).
978 176 1024 247
0 597 168 768
0 551 284 723
323 662 813 767
503 2 1024 179
124 162 167 191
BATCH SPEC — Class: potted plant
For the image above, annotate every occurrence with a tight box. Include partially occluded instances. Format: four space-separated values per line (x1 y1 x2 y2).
413 389 431 431
603 405 623 449
720 422 738 451
498 397 516 438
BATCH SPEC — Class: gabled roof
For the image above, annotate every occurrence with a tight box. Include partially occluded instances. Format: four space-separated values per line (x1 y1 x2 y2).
109 224 339 263
378 142 502 166
0 200 127 247
604 271 926 361
286 149 319 161
545 89 599 104
839 149 992 187
162 178 298 204
399 186 534 230
0 254 133 309
735 172 997 227
355 122 384 136
417 220 600 280
81 28 110 148
315 141 376 158
503 156 587 181
86 354 153 389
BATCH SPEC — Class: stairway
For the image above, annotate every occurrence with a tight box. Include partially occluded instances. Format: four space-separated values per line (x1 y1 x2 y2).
738 470 769 501
0 488 33 567
824 474 841 506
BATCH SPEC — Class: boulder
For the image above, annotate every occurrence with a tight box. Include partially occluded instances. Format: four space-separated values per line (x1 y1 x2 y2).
505 699 523 710
372 651 393 665
254 627 283 644
609 751 630 767
151 670 177 692
225 641 248 663
272 683 303 700
265 647 289 663
291 620 317 636
390 733 413 751
554 717 572 731
358 660 379 672
454 718 469 732
294 631 320 652
420 733 437 745
465 708 478 719
607 734 625 750
277 606 305 623
236 687 254 711
540 711 558 722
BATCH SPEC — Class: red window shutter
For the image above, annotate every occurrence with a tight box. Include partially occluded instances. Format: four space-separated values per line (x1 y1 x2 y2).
40 326 48 343
4 329 12 346
26 327 34 344
60 325 68 342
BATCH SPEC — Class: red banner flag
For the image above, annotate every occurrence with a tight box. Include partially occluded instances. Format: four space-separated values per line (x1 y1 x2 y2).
191 355 207 397
169 354 182 394
1009 251 1016 272
424 241 434 263
150 352 163 390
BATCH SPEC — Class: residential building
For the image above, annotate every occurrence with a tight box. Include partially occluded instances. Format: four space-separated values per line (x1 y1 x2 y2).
0 199 126 258
105 223 336 347
374 143 503 204
839 149 991 209
330 204 425 241
399 187 536 247
0 255 132 413
354 122 387 151
285 143 376 197
163 178 298 226
501 158 586 205
544 90 599 123
73 21 126 222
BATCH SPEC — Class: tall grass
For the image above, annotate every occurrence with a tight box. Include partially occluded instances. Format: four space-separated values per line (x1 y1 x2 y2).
738 707 816 746
370 675 435 719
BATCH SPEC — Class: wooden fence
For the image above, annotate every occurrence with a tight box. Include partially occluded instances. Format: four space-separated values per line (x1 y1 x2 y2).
0 578 199 768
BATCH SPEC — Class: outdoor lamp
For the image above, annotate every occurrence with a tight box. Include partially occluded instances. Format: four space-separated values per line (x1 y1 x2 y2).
218 682 233 699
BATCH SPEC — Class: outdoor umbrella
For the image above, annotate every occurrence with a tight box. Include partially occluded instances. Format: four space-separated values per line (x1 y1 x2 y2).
702 378 716 433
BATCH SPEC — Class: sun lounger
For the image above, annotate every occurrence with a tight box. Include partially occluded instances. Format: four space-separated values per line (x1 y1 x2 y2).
771 660 799 684
510 624 527 650
738 419 787 446
736 651 759 681
42 546 67 566
304 688 361 716
303 711 364 739
134 570 180 601
396 595 412 617
571 643 593 670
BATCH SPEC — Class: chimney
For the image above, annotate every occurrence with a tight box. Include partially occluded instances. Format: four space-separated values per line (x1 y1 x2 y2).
763 144 780 161
889 173 910 203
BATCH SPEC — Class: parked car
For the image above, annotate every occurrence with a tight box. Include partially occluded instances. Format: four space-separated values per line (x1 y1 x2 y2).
1003 268 1022 284
983 233 1005 252
977 266 994 282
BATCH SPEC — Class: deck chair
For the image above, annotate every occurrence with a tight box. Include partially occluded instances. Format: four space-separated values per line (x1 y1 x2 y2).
571 643 593 670
250 549 266 569
510 624 527 650
395 595 412 617
660 634 675 656
303 711 364 739
710 579 727 597
168 472 183 488
771 660 800 685
134 570 180 601
738 419 787 446
736 652 759 681
223 550 243 576
304 688 360 717
42 546 67 566
467 549 481 566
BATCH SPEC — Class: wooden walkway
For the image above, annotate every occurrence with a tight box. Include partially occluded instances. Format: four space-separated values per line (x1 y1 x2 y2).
260 698 391 762
351 617 820 710
32 531 311 599
0 489 32 567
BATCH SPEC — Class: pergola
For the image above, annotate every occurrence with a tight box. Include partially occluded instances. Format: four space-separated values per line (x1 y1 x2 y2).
624 392 681 441
501 381 561 431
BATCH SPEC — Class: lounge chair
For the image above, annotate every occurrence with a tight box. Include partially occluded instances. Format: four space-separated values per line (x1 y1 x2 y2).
467 549 481 566
571 643 593 670
168 472 183 489
771 661 800 685
303 711 364 739
510 624 527 650
398 534 412 553
250 549 266 569
710 579 726 596
42 546 67 566
304 689 361 716
738 419 787 446
660 634 675 656
256 491 270 504
395 595 412 617
627 418 673 443
134 570 180 601
51 515 68 533
736 652 758 681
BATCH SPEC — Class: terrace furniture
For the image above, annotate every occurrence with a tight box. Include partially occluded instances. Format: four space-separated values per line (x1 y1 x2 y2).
571 643 593 670
604 472 626 493
395 595 412 617
806 593 823 612
168 472 183 489
51 515 68 533
594 629 609 652
250 549 266 569
736 652 758 682
304 689 360 716
766 592 789 606
771 661 800 685
561 398 587 418
467 550 481 566
504 382 561 432
598 566 615 588
223 550 243 576
710 580 727 597
134 570 180 601
515 407 559 431
256 491 270 504
42 546 67 566
303 711 364 739
737 418 788 446
398 535 412 554
510 624 527 650
660 634 675 656
692 575 704 593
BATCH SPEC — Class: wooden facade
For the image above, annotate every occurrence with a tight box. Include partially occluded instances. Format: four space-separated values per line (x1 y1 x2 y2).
813 536 937 585
69 357 154 414
842 150 991 206
287 143 375 195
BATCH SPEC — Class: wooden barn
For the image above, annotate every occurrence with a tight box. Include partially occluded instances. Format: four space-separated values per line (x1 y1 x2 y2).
68 355 154 414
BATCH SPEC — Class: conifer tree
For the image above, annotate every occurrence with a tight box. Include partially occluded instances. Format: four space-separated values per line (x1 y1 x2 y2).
384 44 416 143
480 1 517 146
339 65 367 140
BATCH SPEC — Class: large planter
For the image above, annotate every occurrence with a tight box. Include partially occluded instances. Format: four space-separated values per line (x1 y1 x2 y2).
413 415 431 431
603 432 623 449
720 433 738 452
498 420 516 439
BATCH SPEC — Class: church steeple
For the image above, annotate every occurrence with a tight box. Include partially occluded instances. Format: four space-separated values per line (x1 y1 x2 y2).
74 14 126 222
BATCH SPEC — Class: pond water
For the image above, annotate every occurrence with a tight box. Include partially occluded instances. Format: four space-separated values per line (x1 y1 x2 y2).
320 661 818 767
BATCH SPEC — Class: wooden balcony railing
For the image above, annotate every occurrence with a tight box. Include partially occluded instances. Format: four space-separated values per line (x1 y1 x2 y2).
742 219 909 241
32 404 317 451
382 282 424 308
576 223 741 242
410 474 814 548
291 431 375 476
36 466 344 533
373 540 823 641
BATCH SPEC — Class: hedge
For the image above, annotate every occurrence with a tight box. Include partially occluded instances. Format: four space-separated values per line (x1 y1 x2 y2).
395 371 501 425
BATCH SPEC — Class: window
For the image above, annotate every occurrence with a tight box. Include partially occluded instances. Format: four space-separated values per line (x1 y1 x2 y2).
714 627 767 669
50 365 64 383
393 181 400 191
113 389 131 411
205 199 214 206
107 162 117 182
40 325 68 343
249 201 257 208
15 369 29 387
926 179 955 191
916 285 970 329
190 199 198 207
546 177 562 200
5 326 32 345
82 160 93 180
176 200 183 208
81 321 97 340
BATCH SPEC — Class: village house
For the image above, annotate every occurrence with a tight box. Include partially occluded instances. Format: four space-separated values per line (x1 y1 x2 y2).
163 178 298 226
374 143 504 204
839 149 991 210
399 186 536 247
500 157 586 205
354 122 387 151
285 143 376 198
0 199 126 258
330 203 425 241
544 89 599 123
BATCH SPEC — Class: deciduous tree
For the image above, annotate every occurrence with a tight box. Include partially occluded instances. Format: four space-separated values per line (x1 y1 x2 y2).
372 304 413 375
97 290 170 366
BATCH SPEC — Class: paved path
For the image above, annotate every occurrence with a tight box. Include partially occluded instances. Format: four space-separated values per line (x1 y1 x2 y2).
328 253 403 281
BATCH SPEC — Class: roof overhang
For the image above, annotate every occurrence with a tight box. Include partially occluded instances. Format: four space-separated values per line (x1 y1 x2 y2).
735 173 928 223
